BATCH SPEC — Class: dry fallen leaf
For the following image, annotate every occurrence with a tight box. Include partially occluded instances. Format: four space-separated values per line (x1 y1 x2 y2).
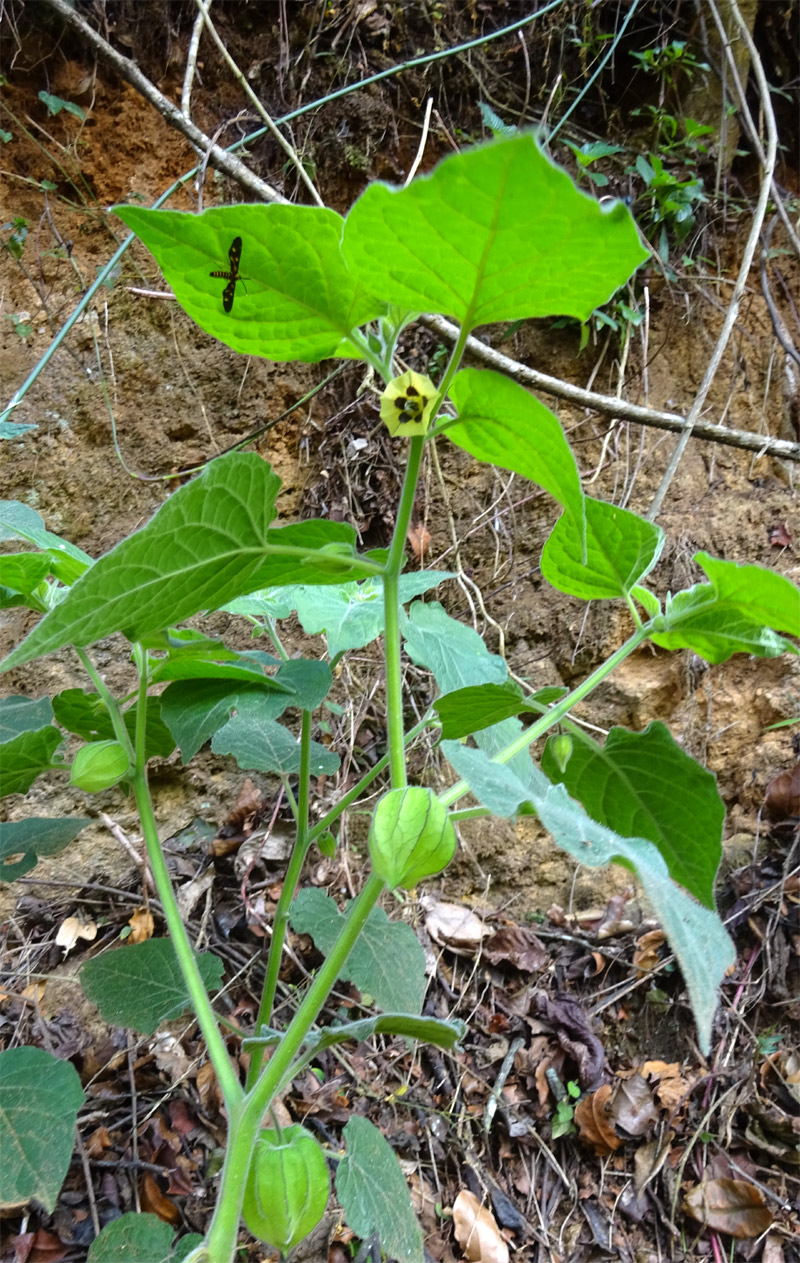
764 762 800 820
483 925 548 972
633 928 665 973
574 1085 623 1155
682 1177 774 1238
55 913 98 955
609 1072 658 1136
422 897 491 954
140 1171 180 1224
407 521 431 561
128 905 154 944
452 1189 509 1263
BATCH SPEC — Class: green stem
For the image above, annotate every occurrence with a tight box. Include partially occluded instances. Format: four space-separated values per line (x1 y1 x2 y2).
110 646 244 1113
245 712 312 1090
439 625 650 808
74 648 135 759
204 872 386 1262
383 436 425 788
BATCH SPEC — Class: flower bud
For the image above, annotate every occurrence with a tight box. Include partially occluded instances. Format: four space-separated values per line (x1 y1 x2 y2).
242 1125 329 1253
368 786 456 890
550 733 573 775
69 740 130 792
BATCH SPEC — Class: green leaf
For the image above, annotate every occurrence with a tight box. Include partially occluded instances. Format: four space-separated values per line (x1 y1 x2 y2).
80 939 223 1035
159 681 264 762
0 726 63 796
38 90 85 121
0 1047 84 1212
434 682 522 739
0 501 92 585
401 600 507 694
0 454 280 672
440 742 734 1054
87 1214 176 1263
541 496 664 600
114 204 384 363
281 571 454 659
249 1013 465 1055
0 552 51 595
542 722 724 908
448 370 584 547
649 552 800 664
212 697 339 776
0 695 54 741
248 519 376 588
336 1116 423 1263
0 815 91 881
343 133 648 328
290 888 426 1015
162 658 331 761
52 690 175 762
147 656 292 687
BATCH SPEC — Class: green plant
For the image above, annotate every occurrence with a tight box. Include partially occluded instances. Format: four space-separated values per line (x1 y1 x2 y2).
551 1078 581 1139
1 133 798 1263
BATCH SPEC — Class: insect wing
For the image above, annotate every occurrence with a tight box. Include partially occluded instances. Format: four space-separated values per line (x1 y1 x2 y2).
222 280 236 313
228 236 242 276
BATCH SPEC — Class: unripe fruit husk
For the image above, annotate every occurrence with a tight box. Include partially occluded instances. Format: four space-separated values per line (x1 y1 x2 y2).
368 786 457 890
242 1125 329 1254
69 740 130 792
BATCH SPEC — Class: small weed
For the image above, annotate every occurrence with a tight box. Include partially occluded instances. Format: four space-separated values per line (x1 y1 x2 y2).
551 1080 581 1139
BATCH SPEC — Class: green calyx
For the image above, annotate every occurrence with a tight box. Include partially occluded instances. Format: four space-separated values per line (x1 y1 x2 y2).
368 786 457 890
242 1125 329 1253
69 740 130 792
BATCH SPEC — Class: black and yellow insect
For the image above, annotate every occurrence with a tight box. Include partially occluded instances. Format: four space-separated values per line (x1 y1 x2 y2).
209 236 243 313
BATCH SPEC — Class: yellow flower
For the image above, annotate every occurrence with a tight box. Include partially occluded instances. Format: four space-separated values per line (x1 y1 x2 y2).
380 370 437 438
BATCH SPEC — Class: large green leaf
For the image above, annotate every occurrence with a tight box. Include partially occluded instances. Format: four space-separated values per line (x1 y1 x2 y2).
247 519 377 587
0 815 92 881
541 496 664 600
447 370 584 546
52 690 175 762
441 741 734 1054
212 695 339 776
0 500 92 585
279 571 454 659
87 1214 183 1263
80 939 223 1035
0 454 280 672
0 726 63 796
0 1047 84 1212
0 552 51 598
290 888 426 1015
115 204 384 362
650 552 800 664
343 133 648 328
542 722 724 908
434 682 565 739
336 1116 423 1263
0 695 54 741
401 600 507 694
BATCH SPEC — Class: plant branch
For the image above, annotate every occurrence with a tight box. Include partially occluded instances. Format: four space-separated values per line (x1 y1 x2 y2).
44 0 286 205
422 315 800 464
194 0 324 207
245 712 313 1090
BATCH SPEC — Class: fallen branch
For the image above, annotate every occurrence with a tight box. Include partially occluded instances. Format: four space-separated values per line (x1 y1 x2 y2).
422 314 800 464
45 0 286 205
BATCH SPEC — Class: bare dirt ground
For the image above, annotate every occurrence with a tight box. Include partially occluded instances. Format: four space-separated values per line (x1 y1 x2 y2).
1 3 798 1261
